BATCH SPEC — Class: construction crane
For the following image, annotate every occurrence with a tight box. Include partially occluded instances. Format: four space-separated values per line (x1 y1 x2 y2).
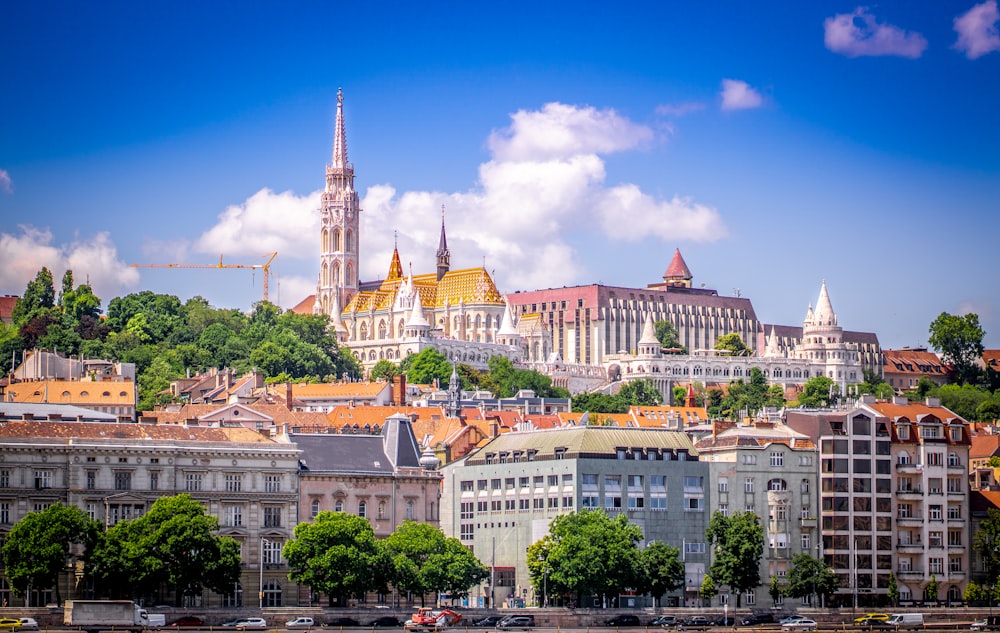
130 252 278 302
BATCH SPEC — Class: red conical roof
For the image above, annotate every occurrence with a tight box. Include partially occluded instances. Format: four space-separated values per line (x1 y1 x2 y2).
664 248 692 281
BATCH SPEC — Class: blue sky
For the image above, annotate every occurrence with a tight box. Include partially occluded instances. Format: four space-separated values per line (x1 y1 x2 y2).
2 1 998 351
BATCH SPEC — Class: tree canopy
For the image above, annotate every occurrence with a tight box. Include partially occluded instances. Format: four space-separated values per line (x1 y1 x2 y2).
928 311 986 385
653 320 683 351
1 503 100 604
796 376 838 407
90 494 241 604
715 333 751 356
637 541 685 607
572 378 663 413
706 511 764 608
384 520 488 605
784 553 838 602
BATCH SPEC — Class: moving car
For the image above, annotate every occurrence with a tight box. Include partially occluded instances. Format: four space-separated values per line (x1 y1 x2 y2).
741 614 775 627
369 617 401 628
650 616 678 627
855 614 890 627
781 619 816 632
475 618 503 628
17 620 39 631
885 614 923 630
496 616 534 630
0 620 20 632
286 618 315 629
678 616 711 630
780 616 808 625
222 621 246 628
605 615 641 627
170 617 205 628
972 616 1000 631
237 618 269 630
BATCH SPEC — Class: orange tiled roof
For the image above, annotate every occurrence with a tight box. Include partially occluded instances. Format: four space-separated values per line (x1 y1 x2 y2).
525 414 561 429
292 382 390 399
867 400 966 423
6 380 135 405
970 434 1000 459
557 411 586 426
326 405 418 428
140 403 330 428
984 350 1000 369
0 421 275 443
630 405 709 427
883 349 948 375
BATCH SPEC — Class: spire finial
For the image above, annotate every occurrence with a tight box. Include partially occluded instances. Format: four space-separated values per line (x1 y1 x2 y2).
436 206 451 281
332 88 348 168
394 230 398 250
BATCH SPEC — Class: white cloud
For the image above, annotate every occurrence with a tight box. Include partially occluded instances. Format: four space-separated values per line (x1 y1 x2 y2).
487 102 654 162
655 102 707 117
194 187 321 260
0 226 139 302
954 1 1000 59
824 7 928 58
720 79 764 111
354 102 725 292
0 169 12 194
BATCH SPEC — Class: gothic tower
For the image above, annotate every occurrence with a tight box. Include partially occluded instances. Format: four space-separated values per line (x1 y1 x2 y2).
436 205 451 282
317 89 361 316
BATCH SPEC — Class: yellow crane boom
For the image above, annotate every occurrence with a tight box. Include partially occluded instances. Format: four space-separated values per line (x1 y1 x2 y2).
131 252 277 302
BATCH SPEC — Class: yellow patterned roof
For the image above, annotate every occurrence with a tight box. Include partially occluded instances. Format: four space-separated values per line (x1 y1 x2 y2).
344 267 503 314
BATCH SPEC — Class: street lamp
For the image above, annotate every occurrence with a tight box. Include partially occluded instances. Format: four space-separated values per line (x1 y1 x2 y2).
259 537 271 609
542 557 548 608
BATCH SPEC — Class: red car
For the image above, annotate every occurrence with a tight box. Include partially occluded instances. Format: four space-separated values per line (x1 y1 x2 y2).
170 617 204 627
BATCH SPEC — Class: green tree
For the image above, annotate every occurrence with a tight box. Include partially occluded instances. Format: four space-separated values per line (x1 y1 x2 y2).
571 392 628 414
484 356 568 398
706 511 764 608
137 354 182 411
1 503 100 605
928 312 986 385
638 541 684 607
11 267 56 326
784 554 838 604
525 511 643 608
887 571 899 606
769 575 783 606
974 509 1000 598
933 383 993 422
90 494 240 604
925 574 938 602
369 359 400 382
797 376 838 407
402 348 453 388
715 333 750 356
978 399 1000 423
653 320 683 350
384 520 487 606
699 574 717 602
284 512 391 605
719 368 772 419
617 378 663 406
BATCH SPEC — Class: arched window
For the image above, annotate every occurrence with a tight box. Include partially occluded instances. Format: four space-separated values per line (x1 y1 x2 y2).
767 479 787 491
332 262 341 286
322 228 329 252
406 500 415 520
368 350 377 360
358 501 367 518
334 500 344 512
346 263 354 284
359 322 368 340
378 501 386 520
263 581 282 607
398 319 405 336
378 320 387 339
346 230 353 252
333 229 341 251
310 499 320 518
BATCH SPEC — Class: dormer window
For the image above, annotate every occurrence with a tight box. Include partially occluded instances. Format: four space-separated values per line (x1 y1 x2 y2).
897 425 910 440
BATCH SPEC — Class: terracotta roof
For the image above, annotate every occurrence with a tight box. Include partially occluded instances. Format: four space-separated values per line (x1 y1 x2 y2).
983 350 1000 369
327 405 420 428
970 434 1000 459
866 400 966 423
971 490 1000 514
291 382 390 399
289 294 317 316
883 349 948 376
6 380 135 405
0 421 275 443
140 403 330 428
629 405 709 428
524 414 561 429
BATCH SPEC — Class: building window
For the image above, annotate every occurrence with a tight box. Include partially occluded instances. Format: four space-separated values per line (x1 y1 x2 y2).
149 472 159 491
801 533 811 550
0 470 8 488
114 471 132 491
718 478 729 493
927 453 943 466
460 524 474 540
264 475 281 492
226 505 243 527
226 474 243 492
768 479 787 491
685 497 703 512
262 539 282 564
262 580 282 607
185 473 203 492
378 501 387 519
770 452 784 467
604 476 622 509
223 582 243 608
0 501 9 524
742 454 757 465
460 480 473 492
929 505 942 521
358 501 367 518
684 542 706 555
263 506 282 528
34 470 53 489
334 500 344 512
719 503 729 516
745 478 754 493
86 471 96 490
310 499 320 518
406 500 414 520
948 505 961 520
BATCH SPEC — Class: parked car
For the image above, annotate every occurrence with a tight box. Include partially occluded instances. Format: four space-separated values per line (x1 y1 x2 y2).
475 617 504 628
286 618 315 629
368 617 401 628
781 619 816 632
650 616 678 627
885 614 923 630
972 616 1000 631
237 618 269 630
0 620 20 632
714 617 736 627
222 621 246 628
326 618 360 628
16 619 39 631
496 616 534 630
170 617 205 628
780 616 808 625
606 615 641 627
678 616 711 630
740 614 775 627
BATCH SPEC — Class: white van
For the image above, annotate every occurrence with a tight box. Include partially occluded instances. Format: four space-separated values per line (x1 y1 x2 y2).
886 613 923 630
146 614 166 628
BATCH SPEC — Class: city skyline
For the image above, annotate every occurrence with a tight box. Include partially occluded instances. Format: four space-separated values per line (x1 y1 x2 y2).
2 2 998 350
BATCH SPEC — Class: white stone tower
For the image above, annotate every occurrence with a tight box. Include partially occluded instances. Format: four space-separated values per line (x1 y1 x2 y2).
316 89 361 316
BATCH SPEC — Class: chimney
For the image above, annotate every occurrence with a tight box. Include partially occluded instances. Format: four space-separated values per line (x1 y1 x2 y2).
712 419 718 440
926 397 941 407
490 419 500 439
893 396 909 406
286 382 293 411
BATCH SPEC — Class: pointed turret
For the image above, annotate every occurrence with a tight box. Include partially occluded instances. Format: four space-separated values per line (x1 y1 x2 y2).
328 289 348 340
804 303 814 324
387 243 403 281
436 205 451 281
764 325 781 357
685 383 696 408
405 292 430 337
312 274 322 315
663 248 693 288
638 314 660 357
496 300 519 339
813 280 837 326
446 364 461 418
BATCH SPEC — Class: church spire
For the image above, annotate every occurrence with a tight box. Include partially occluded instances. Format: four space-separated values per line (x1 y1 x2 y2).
332 88 348 169
436 205 451 281
387 233 403 281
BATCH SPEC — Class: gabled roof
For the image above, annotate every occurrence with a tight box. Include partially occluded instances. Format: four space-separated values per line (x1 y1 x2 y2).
865 400 966 424
970 433 1000 460
883 348 948 375
345 266 504 314
6 380 135 405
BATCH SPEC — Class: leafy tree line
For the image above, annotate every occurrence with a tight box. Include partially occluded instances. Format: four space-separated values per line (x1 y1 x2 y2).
4 268 362 410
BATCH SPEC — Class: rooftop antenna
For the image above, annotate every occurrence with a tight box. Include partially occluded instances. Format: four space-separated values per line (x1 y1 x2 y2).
733 288 741 298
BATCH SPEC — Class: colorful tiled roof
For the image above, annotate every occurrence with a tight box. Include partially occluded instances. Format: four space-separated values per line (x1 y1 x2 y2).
344 267 503 314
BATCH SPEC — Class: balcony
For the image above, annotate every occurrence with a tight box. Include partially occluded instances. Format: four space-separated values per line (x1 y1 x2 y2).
896 461 922 472
896 486 923 497
800 517 817 529
897 567 924 578
897 540 923 551
897 514 924 525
